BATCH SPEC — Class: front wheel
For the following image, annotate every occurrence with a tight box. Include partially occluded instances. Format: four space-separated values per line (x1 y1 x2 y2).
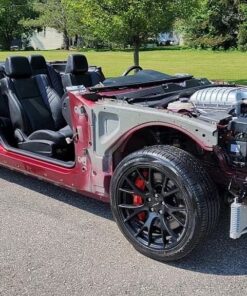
110 146 220 262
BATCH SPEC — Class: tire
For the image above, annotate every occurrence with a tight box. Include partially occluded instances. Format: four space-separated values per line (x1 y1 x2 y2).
110 145 220 262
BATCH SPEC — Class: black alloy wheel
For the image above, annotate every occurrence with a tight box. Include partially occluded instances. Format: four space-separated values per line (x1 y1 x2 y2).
110 145 220 262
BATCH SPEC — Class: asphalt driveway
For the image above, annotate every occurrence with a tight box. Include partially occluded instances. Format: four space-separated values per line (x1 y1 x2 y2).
0 166 247 296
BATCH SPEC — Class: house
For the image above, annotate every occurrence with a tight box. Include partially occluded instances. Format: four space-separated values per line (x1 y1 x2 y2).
30 28 64 50
157 32 183 46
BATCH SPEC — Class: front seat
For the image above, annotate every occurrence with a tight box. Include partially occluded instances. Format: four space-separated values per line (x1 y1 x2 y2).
29 55 64 97
62 54 104 88
0 65 6 79
0 89 15 144
1 56 73 158
0 90 10 125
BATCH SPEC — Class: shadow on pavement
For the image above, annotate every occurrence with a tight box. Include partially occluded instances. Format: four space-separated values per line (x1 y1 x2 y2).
170 208 247 276
0 166 113 221
1 167 247 276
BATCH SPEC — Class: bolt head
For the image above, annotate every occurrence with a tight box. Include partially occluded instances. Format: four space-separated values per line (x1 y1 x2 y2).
162 201 165 205
159 210 163 214
148 198 152 202
150 208 154 212
155 193 159 198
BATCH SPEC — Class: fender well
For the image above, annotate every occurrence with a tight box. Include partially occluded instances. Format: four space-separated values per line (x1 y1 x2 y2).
112 125 212 169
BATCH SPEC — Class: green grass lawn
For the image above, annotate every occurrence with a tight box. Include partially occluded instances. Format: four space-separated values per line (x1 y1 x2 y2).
0 49 247 84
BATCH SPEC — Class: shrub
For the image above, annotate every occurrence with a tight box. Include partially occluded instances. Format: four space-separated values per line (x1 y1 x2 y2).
238 25 247 51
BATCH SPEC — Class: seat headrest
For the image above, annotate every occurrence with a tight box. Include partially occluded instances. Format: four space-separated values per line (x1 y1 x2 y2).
5 56 32 78
29 55 47 71
65 54 89 74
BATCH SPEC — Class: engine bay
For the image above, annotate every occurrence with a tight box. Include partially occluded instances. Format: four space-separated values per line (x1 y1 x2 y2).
100 78 247 168
190 86 247 168
174 87 247 168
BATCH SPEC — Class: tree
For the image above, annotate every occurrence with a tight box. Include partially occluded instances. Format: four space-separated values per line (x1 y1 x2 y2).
238 2 247 50
0 0 36 50
84 0 196 66
183 0 242 50
29 0 84 50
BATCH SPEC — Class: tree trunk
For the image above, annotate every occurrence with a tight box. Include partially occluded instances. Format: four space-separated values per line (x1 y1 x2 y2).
2 33 13 50
133 42 140 67
2 40 12 50
63 30 70 50
75 34 78 46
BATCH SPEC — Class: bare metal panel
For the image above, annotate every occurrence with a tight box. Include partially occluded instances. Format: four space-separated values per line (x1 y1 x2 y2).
86 99 218 162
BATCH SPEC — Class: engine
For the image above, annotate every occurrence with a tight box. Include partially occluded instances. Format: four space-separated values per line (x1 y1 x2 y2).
189 86 247 167
166 84 247 244
189 87 247 116
227 118 247 167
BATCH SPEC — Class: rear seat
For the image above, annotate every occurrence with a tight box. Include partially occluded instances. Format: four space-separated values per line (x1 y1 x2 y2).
29 55 64 97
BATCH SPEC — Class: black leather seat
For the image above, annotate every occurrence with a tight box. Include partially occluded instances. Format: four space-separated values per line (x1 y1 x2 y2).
62 54 104 88
0 90 9 121
1 56 73 158
0 90 13 139
29 55 64 97
0 65 6 79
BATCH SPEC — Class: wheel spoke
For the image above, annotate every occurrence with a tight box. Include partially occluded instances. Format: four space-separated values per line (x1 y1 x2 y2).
136 168 153 193
119 188 135 195
125 177 147 199
123 205 147 223
118 204 143 210
135 213 156 246
163 187 180 198
147 167 153 192
160 217 178 240
166 204 187 214
136 168 145 182
161 228 167 245
170 213 186 227
161 176 169 194
146 214 156 246
135 224 146 237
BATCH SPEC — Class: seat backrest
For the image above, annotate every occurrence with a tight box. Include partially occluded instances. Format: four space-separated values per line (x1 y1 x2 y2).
62 54 103 88
29 55 64 97
0 65 6 79
0 87 15 145
3 56 65 135
0 88 9 119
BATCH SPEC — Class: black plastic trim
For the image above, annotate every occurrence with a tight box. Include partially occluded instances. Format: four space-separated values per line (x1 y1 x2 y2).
0 131 75 169
90 75 194 92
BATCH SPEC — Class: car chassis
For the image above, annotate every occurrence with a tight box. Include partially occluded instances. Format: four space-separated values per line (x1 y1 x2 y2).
1 56 247 261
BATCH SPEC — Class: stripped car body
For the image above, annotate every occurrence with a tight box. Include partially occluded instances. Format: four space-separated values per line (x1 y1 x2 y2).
0 54 247 261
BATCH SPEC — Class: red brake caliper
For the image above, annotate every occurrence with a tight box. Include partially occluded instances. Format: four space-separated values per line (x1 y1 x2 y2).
133 172 147 221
